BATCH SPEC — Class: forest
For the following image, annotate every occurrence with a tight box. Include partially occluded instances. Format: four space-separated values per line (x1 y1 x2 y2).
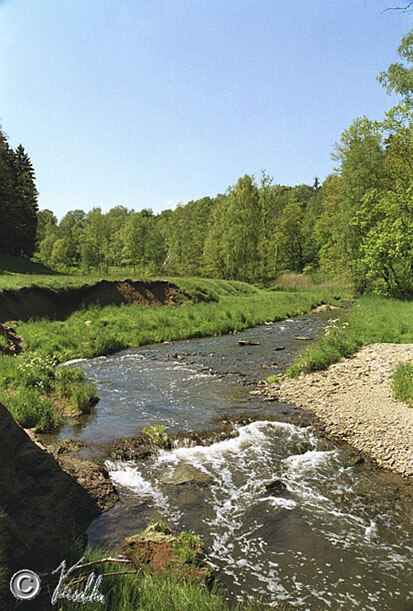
1 30 413 297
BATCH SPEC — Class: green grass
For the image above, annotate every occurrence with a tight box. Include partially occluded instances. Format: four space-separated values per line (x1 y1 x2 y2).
142 424 169 447
55 545 223 611
0 356 98 431
0 386 58 431
392 361 413 407
0 264 261 294
55 545 286 611
287 295 413 378
273 271 351 295
0 254 57 276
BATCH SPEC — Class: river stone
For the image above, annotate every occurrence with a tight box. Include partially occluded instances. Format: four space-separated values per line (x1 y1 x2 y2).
160 463 213 486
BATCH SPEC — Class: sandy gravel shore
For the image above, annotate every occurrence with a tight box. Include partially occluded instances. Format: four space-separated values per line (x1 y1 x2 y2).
259 343 413 480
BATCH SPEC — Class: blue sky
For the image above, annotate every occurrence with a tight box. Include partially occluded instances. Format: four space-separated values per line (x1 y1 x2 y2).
1 0 412 219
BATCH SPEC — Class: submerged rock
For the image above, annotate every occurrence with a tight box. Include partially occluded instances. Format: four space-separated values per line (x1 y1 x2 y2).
345 453 365 467
109 435 158 461
160 463 213 486
265 479 287 493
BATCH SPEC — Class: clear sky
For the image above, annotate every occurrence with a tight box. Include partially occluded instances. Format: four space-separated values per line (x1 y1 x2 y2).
1 0 412 219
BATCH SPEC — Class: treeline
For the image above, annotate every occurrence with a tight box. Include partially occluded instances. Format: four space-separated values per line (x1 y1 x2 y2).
33 179 322 281
0 130 38 257
3 29 413 296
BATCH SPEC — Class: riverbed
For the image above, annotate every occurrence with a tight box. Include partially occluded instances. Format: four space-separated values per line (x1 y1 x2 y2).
60 312 413 610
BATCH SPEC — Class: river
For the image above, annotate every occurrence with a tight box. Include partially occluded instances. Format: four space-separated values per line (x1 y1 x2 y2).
59 312 413 610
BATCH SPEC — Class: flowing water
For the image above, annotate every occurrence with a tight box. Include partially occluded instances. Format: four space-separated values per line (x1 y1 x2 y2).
59 313 413 610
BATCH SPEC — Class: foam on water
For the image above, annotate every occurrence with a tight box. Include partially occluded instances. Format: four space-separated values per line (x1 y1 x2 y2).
61 357 88 366
106 460 181 524
104 421 412 609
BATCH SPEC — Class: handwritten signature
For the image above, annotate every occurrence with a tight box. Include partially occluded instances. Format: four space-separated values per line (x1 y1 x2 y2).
51 557 105 605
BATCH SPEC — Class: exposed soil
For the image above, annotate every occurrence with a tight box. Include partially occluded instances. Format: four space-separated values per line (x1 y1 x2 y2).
0 323 23 354
0 279 180 323
122 522 209 584
258 343 413 481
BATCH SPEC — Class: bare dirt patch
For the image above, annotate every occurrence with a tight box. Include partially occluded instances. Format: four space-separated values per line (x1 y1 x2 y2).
0 279 180 323
259 343 413 481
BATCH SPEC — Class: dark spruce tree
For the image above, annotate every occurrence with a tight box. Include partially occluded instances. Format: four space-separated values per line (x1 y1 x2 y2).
0 130 16 254
0 129 38 257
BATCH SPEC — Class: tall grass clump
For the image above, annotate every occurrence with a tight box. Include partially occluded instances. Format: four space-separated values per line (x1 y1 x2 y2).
0 354 99 429
0 386 57 431
57 366 99 414
287 319 360 378
273 271 352 295
56 545 286 611
392 361 413 407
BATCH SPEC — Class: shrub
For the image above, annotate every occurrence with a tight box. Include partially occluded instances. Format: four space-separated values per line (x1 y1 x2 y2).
71 381 99 414
392 361 413 407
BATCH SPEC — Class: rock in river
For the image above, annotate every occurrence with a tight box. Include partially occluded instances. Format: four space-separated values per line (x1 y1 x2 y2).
160 463 213 486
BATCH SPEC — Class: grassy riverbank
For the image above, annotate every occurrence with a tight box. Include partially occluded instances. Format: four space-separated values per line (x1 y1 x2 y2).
0 276 349 431
55 544 278 611
287 295 413 378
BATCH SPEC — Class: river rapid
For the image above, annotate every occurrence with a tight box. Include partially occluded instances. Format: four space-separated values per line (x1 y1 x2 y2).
61 313 413 610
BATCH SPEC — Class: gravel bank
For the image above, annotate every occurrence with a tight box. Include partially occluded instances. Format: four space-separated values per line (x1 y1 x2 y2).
259 343 413 480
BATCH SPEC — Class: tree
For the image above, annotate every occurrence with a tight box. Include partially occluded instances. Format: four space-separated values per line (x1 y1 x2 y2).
378 29 413 103
166 197 212 275
58 210 86 267
274 202 305 272
221 175 261 282
81 208 110 273
202 194 228 278
36 209 57 245
51 238 71 271
12 145 39 256
0 131 38 257
0 130 16 254
121 209 165 273
35 219 59 266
